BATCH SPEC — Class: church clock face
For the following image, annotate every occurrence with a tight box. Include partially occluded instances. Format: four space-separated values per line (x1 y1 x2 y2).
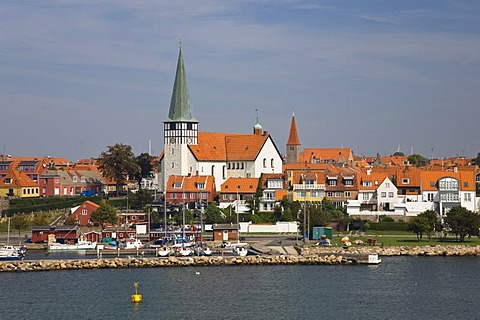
170 137 175 144
186 137 192 144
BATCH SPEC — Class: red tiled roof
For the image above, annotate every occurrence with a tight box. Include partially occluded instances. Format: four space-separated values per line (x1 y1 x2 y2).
221 177 259 194
166 175 216 193
287 114 300 146
188 132 269 161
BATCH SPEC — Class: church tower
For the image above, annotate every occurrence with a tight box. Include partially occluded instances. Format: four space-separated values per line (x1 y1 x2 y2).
163 45 198 178
286 112 301 163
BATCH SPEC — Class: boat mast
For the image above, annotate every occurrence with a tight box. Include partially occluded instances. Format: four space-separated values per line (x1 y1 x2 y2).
7 217 10 245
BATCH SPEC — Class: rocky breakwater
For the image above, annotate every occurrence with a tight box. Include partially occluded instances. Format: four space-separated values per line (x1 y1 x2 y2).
300 245 480 257
0 254 358 273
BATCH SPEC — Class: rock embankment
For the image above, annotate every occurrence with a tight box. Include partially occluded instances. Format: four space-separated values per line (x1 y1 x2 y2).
0 254 360 272
300 245 480 257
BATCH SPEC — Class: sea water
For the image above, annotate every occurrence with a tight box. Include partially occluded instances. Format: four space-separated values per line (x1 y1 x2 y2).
1 256 479 320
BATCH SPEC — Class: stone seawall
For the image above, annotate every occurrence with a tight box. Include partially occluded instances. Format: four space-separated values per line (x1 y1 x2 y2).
301 244 480 257
1 254 363 272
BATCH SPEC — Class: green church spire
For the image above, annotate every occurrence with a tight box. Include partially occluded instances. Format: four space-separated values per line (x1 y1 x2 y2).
165 45 198 123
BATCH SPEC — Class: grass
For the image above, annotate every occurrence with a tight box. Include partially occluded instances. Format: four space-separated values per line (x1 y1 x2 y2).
330 233 480 247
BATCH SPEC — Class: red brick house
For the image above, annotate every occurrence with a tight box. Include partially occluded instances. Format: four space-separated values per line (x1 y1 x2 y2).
71 200 99 226
212 224 239 242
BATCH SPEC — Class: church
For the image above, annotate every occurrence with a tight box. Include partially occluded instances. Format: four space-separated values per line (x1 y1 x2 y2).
159 47 283 191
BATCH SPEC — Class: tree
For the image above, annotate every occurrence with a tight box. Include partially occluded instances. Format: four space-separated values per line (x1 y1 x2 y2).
129 189 153 210
418 210 439 241
204 201 224 224
474 152 480 165
392 151 405 156
135 152 157 190
444 206 480 241
407 216 430 241
98 144 139 196
90 201 118 229
407 154 429 167
10 215 29 238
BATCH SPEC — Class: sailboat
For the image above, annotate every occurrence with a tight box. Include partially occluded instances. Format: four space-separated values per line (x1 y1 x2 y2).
232 209 248 257
0 218 27 261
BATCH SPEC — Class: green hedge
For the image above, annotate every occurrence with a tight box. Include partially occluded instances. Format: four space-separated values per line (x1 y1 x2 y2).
5 196 104 216
368 222 409 232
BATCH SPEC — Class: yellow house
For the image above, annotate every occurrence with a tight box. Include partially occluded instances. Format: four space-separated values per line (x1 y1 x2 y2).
291 171 326 202
0 171 39 198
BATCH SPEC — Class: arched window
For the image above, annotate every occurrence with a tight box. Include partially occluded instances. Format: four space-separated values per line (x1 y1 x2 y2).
263 158 266 168
211 165 215 175
271 159 274 168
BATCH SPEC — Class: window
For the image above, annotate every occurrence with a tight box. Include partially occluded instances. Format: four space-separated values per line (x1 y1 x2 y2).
335 192 341 198
296 191 306 198
271 159 274 168
363 193 369 200
402 178 409 184
374 180 379 186
171 162 174 168
82 209 88 215
310 191 318 198
381 192 386 198
211 165 215 175
263 158 266 168
327 192 333 198
464 182 469 187
173 182 182 188
328 180 337 186
223 194 228 200
427 193 434 201
389 192 394 198
197 183 205 189
344 179 353 186
190 193 195 199
362 181 372 187
385 182 390 188
464 193 471 202
81 176 86 182
345 191 351 197
171 194 176 199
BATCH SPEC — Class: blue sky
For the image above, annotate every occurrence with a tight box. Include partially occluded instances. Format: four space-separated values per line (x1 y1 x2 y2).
1 0 479 161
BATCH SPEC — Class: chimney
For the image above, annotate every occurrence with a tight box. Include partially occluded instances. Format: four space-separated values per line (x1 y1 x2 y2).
262 130 269 136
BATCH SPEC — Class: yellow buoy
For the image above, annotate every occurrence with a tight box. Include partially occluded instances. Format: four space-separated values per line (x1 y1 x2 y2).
131 282 142 303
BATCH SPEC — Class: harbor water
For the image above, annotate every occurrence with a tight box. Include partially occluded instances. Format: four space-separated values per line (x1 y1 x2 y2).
1 256 479 319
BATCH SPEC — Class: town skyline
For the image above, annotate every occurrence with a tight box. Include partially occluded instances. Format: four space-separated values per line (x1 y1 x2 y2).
2 1 479 161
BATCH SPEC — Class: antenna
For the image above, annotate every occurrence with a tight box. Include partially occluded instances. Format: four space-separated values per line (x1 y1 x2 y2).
148 140 152 155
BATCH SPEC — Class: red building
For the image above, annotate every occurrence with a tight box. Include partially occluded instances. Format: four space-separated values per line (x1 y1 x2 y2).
71 200 100 226
212 224 239 242
31 225 78 243
166 175 216 209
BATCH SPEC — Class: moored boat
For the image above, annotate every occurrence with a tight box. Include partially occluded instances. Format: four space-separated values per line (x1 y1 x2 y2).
0 245 27 261
157 246 173 257
48 240 97 251
232 243 249 257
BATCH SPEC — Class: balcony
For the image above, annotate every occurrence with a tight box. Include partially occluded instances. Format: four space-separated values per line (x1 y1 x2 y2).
293 184 325 190
259 197 276 202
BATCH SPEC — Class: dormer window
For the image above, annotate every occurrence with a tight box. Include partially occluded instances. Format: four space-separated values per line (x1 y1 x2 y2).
197 183 205 189
5 178 11 184
81 176 86 182
362 181 372 187
402 178 409 184
173 183 182 188
72 176 77 182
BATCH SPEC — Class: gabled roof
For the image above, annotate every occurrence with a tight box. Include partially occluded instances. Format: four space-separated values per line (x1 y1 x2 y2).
421 170 475 191
357 172 389 190
221 177 259 194
0 170 38 188
188 132 272 161
166 175 215 193
299 148 354 164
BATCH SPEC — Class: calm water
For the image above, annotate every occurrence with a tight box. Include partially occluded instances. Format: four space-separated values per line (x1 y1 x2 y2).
1 256 479 320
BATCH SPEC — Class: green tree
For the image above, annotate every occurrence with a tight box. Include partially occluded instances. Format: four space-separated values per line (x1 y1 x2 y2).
407 216 430 241
418 210 439 241
90 201 118 229
129 189 153 210
407 154 429 167
135 152 157 190
392 151 405 156
10 215 30 238
32 213 50 226
204 201 224 224
444 206 480 241
98 144 139 196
